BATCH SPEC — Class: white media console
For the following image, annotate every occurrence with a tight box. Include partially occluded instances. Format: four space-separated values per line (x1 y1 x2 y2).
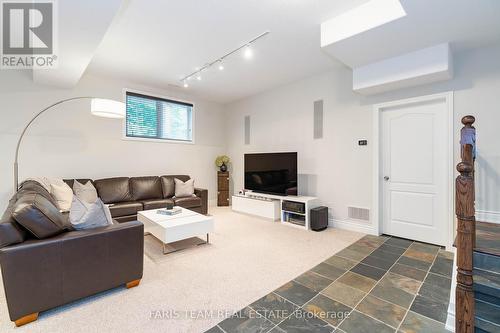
232 192 319 230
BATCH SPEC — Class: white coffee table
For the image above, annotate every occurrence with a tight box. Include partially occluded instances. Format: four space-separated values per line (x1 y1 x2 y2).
137 207 214 254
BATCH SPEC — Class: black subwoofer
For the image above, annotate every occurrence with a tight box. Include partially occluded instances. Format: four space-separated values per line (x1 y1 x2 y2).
310 206 328 231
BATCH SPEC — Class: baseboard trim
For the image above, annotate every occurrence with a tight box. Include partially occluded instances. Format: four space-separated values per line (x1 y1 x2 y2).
445 306 455 332
329 218 377 235
476 210 500 224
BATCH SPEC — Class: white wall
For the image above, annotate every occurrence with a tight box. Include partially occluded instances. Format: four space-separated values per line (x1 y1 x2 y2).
225 43 500 232
225 67 374 231
0 73 227 211
361 43 500 224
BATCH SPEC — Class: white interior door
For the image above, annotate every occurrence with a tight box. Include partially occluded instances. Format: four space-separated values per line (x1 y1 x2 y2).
381 97 449 246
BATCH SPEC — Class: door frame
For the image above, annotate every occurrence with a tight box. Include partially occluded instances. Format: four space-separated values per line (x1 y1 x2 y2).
371 92 454 250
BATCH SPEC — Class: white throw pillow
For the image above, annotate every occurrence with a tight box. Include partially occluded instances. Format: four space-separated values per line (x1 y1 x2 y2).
50 180 73 212
73 180 98 204
174 178 195 198
69 196 113 230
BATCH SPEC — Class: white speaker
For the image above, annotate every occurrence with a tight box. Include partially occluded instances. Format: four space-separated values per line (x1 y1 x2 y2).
313 100 323 139
244 115 250 145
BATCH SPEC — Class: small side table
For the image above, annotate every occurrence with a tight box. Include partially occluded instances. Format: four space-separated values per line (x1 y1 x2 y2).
217 171 229 206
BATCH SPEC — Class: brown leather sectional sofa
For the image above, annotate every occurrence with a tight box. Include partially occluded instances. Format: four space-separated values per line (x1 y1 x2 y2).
82 175 208 221
0 175 207 327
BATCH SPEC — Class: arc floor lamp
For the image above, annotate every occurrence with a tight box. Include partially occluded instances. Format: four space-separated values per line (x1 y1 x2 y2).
13 97 125 192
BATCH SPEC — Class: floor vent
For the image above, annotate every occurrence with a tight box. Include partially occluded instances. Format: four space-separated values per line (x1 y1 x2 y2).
348 207 370 222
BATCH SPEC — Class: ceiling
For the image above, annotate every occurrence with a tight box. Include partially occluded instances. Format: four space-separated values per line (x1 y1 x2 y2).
36 0 500 104
85 0 369 103
321 0 500 68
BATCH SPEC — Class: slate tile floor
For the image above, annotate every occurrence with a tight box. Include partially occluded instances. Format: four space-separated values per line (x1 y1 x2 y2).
206 235 453 333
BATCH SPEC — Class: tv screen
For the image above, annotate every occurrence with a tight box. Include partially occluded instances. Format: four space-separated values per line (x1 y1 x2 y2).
244 152 297 196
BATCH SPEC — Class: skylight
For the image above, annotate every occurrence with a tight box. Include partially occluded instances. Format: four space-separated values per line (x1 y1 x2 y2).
321 0 407 46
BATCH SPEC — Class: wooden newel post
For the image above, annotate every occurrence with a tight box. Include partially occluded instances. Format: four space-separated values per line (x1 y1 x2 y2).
460 116 476 235
455 161 475 333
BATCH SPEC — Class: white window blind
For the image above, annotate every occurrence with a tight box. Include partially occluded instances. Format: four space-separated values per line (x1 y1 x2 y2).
126 92 193 142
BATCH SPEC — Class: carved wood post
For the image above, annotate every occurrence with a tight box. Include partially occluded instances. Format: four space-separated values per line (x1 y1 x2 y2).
456 115 476 332
460 116 476 248
455 161 475 332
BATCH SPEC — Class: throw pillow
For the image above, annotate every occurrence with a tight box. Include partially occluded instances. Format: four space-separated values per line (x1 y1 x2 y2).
73 180 98 204
50 180 73 212
69 197 113 230
12 193 66 239
174 178 195 198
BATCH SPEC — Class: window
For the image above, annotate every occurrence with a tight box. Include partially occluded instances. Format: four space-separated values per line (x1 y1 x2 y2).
125 91 193 142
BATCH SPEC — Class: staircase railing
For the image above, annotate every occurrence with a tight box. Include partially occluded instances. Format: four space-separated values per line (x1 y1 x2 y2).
455 115 476 333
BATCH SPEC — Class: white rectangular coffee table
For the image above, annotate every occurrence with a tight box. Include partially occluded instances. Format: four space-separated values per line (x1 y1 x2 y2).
137 207 214 254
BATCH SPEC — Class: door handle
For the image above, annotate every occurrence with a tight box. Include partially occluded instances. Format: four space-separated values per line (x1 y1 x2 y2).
384 176 390 181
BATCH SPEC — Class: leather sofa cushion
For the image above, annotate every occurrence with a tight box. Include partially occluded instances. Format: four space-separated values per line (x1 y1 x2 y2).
94 177 131 204
0 197 27 248
141 198 174 210
12 193 67 239
160 175 190 198
17 180 58 207
108 202 143 218
174 196 202 209
130 176 162 200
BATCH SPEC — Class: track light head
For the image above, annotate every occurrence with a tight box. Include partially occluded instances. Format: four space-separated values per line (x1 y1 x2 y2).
183 81 189 88
244 45 253 59
218 61 224 71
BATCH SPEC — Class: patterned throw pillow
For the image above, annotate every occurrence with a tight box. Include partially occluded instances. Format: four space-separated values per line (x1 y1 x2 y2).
174 178 195 198
69 196 113 230
73 180 98 204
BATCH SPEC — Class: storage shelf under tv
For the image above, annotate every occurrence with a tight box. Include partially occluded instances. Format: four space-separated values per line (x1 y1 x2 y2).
232 192 319 230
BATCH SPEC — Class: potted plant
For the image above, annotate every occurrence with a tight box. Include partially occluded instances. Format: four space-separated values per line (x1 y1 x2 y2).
215 155 230 172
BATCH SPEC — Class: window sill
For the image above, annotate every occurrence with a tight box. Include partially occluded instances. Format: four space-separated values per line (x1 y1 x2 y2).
121 135 195 145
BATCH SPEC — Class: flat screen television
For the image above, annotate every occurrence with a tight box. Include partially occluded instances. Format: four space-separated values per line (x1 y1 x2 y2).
244 152 297 196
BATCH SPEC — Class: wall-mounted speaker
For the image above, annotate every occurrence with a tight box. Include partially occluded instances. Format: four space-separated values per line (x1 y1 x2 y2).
313 100 323 139
244 115 250 145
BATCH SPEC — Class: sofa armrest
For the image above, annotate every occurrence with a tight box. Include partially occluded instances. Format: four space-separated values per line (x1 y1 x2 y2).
0 221 144 321
194 188 208 215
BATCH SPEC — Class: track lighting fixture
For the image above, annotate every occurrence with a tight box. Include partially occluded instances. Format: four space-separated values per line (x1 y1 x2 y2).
179 31 270 87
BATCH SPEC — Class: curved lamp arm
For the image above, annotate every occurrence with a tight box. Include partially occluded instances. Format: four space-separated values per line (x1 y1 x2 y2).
14 96 95 192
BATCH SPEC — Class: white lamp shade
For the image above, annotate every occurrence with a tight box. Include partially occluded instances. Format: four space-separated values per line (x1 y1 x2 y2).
90 98 125 119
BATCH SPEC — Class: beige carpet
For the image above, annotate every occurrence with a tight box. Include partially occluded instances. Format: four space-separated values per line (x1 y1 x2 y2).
0 207 363 333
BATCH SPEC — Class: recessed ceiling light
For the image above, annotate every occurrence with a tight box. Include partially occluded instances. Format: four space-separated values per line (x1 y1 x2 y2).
183 81 189 88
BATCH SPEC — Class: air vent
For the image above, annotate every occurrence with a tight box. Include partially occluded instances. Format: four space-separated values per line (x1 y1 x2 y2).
348 207 370 222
